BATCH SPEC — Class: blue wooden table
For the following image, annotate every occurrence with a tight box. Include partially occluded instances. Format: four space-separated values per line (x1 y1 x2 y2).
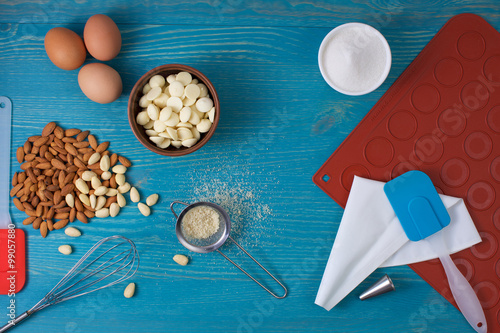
0 1 498 332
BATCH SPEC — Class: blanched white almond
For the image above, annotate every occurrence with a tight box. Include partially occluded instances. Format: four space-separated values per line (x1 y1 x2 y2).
117 192 126 208
173 254 189 266
88 152 101 166
130 187 140 203
82 170 97 182
146 194 159 206
94 186 108 196
65 226 81 237
95 195 106 211
124 282 135 298
65 193 74 208
138 202 151 216
112 165 127 174
115 173 126 186
110 202 120 217
79 193 90 206
106 188 118 196
118 182 131 194
101 171 112 180
90 194 97 209
58 245 72 255
91 176 101 190
100 155 110 172
95 208 110 218
75 178 89 194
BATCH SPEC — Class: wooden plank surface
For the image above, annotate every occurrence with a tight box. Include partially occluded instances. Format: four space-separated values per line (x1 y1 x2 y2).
0 0 498 332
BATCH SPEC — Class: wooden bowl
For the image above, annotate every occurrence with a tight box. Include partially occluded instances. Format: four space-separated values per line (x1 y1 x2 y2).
128 64 220 156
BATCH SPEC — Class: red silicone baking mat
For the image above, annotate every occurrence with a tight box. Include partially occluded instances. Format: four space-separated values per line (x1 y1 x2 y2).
313 13 500 331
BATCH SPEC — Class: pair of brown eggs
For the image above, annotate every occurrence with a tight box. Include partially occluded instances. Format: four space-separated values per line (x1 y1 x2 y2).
44 14 122 104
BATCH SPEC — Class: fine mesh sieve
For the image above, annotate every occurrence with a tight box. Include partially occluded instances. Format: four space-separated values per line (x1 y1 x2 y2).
171 201 287 299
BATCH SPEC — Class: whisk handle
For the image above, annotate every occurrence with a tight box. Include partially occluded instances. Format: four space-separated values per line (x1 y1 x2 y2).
0 311 31 332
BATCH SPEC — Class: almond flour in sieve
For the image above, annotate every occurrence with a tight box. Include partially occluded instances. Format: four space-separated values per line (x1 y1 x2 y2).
182 205 220 239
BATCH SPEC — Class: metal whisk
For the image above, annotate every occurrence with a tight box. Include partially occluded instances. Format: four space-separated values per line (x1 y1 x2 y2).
0 235 139 332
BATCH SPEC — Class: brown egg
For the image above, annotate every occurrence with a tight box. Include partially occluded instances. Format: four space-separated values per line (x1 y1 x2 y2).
44 27 86 70
78 63 122 104
84 14 121 61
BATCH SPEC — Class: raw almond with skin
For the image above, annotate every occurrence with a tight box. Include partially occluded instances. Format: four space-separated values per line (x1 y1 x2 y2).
118 156 132 167
42 122 57 137
16 147 24 163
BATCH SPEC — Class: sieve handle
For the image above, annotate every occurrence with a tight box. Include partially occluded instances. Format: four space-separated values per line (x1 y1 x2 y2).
217 236 287 299
170 201 189 219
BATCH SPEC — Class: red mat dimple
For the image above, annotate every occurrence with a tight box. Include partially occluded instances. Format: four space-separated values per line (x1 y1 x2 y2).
313 13 500 331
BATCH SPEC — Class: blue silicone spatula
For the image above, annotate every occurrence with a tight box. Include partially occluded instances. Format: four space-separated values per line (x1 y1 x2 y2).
384 171 486 333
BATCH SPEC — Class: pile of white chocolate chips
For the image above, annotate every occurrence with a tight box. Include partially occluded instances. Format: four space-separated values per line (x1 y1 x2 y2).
136 71 216 149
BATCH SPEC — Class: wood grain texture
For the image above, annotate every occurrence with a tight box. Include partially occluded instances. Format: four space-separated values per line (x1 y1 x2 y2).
0 0 498 332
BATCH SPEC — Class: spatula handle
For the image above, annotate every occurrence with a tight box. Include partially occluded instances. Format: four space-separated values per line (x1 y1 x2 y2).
439 254 487 333
0 97 12 226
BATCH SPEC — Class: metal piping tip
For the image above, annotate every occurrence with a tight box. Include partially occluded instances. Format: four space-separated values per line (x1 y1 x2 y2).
359 274 395 300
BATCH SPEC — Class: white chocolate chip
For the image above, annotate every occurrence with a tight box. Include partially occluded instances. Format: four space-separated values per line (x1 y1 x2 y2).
166 97 183 112
146 86 162 101
197 83 208 97
197 119 212 133
176 71 192 86
196 97 213 113
165 112 180 127
136 111 150 126
208 107 215 122
191 127 201 140
179 106 192 123
58 245 72 255
142 83 152 94
188 111 201 125
149 74 166 88
166 127 178 141
182 138 198 148
184 84 201 100
159 107 173 122
166 74 176 84
177 127 193 140
157 138 171 148
171 140 182 148
138 95 151 108
145 129 159 137
147 104 160 121
149 136 163 145
138 202 151 216
176 122 193 128
65 226 81 237
143 120 154 129
153 93 169 108
169 81 184 97
153 120 167 133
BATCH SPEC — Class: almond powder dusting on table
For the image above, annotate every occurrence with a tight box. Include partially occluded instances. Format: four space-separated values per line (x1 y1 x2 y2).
182 205 220 239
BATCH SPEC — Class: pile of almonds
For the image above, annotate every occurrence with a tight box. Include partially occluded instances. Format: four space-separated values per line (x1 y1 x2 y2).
10 122 132 238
